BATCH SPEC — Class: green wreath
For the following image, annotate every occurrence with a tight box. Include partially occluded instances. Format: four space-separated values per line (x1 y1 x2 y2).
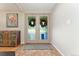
40 20 47 27
29 19 35 27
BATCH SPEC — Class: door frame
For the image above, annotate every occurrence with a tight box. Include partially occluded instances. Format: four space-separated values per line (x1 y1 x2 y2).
25 13 50 43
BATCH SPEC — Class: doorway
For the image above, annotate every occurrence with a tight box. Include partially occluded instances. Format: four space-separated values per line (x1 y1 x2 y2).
25 14 50 43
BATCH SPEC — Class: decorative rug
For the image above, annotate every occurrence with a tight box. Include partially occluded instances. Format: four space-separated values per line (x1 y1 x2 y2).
17 44 54 50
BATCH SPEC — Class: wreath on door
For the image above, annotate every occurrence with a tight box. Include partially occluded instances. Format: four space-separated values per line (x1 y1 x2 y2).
29 19 35 27
40 20 47 27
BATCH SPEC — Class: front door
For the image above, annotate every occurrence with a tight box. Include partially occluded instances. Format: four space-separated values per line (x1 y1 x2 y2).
25 14 49 43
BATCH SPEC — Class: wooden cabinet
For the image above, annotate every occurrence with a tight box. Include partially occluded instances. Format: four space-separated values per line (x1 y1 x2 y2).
0 32 4 46
0 31 20 47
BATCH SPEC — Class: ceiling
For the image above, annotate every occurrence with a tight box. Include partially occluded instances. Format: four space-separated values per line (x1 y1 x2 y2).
0 3 56 13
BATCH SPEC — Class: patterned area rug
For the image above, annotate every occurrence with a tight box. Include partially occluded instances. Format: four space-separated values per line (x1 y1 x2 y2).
17 44 54 50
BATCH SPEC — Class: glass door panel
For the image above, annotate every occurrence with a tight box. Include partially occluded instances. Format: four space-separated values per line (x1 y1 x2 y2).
40 16 48 40
28 16 36 40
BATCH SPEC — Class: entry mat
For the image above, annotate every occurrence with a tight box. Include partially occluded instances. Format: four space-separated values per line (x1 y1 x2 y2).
0 52 15 56
17 44 54 50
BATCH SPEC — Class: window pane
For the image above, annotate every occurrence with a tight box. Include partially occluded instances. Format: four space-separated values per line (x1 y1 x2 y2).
40 16 48 40
28 16 36 40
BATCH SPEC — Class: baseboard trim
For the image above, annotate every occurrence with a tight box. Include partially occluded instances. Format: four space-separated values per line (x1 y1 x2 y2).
52 44 64 56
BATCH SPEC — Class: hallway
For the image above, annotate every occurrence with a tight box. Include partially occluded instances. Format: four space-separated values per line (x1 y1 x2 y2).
0 3 79 56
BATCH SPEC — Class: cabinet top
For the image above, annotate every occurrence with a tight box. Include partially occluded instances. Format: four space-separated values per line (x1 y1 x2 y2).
0 30 20 31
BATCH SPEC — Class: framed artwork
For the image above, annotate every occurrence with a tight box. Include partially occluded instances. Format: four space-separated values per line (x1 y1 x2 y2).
6 13 18 27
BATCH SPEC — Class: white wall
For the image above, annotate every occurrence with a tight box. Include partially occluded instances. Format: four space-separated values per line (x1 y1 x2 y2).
50 4 79 56
0 11 25 44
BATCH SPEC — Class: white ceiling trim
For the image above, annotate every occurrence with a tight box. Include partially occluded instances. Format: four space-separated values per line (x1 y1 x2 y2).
15 4 24 12
0 3 56 13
